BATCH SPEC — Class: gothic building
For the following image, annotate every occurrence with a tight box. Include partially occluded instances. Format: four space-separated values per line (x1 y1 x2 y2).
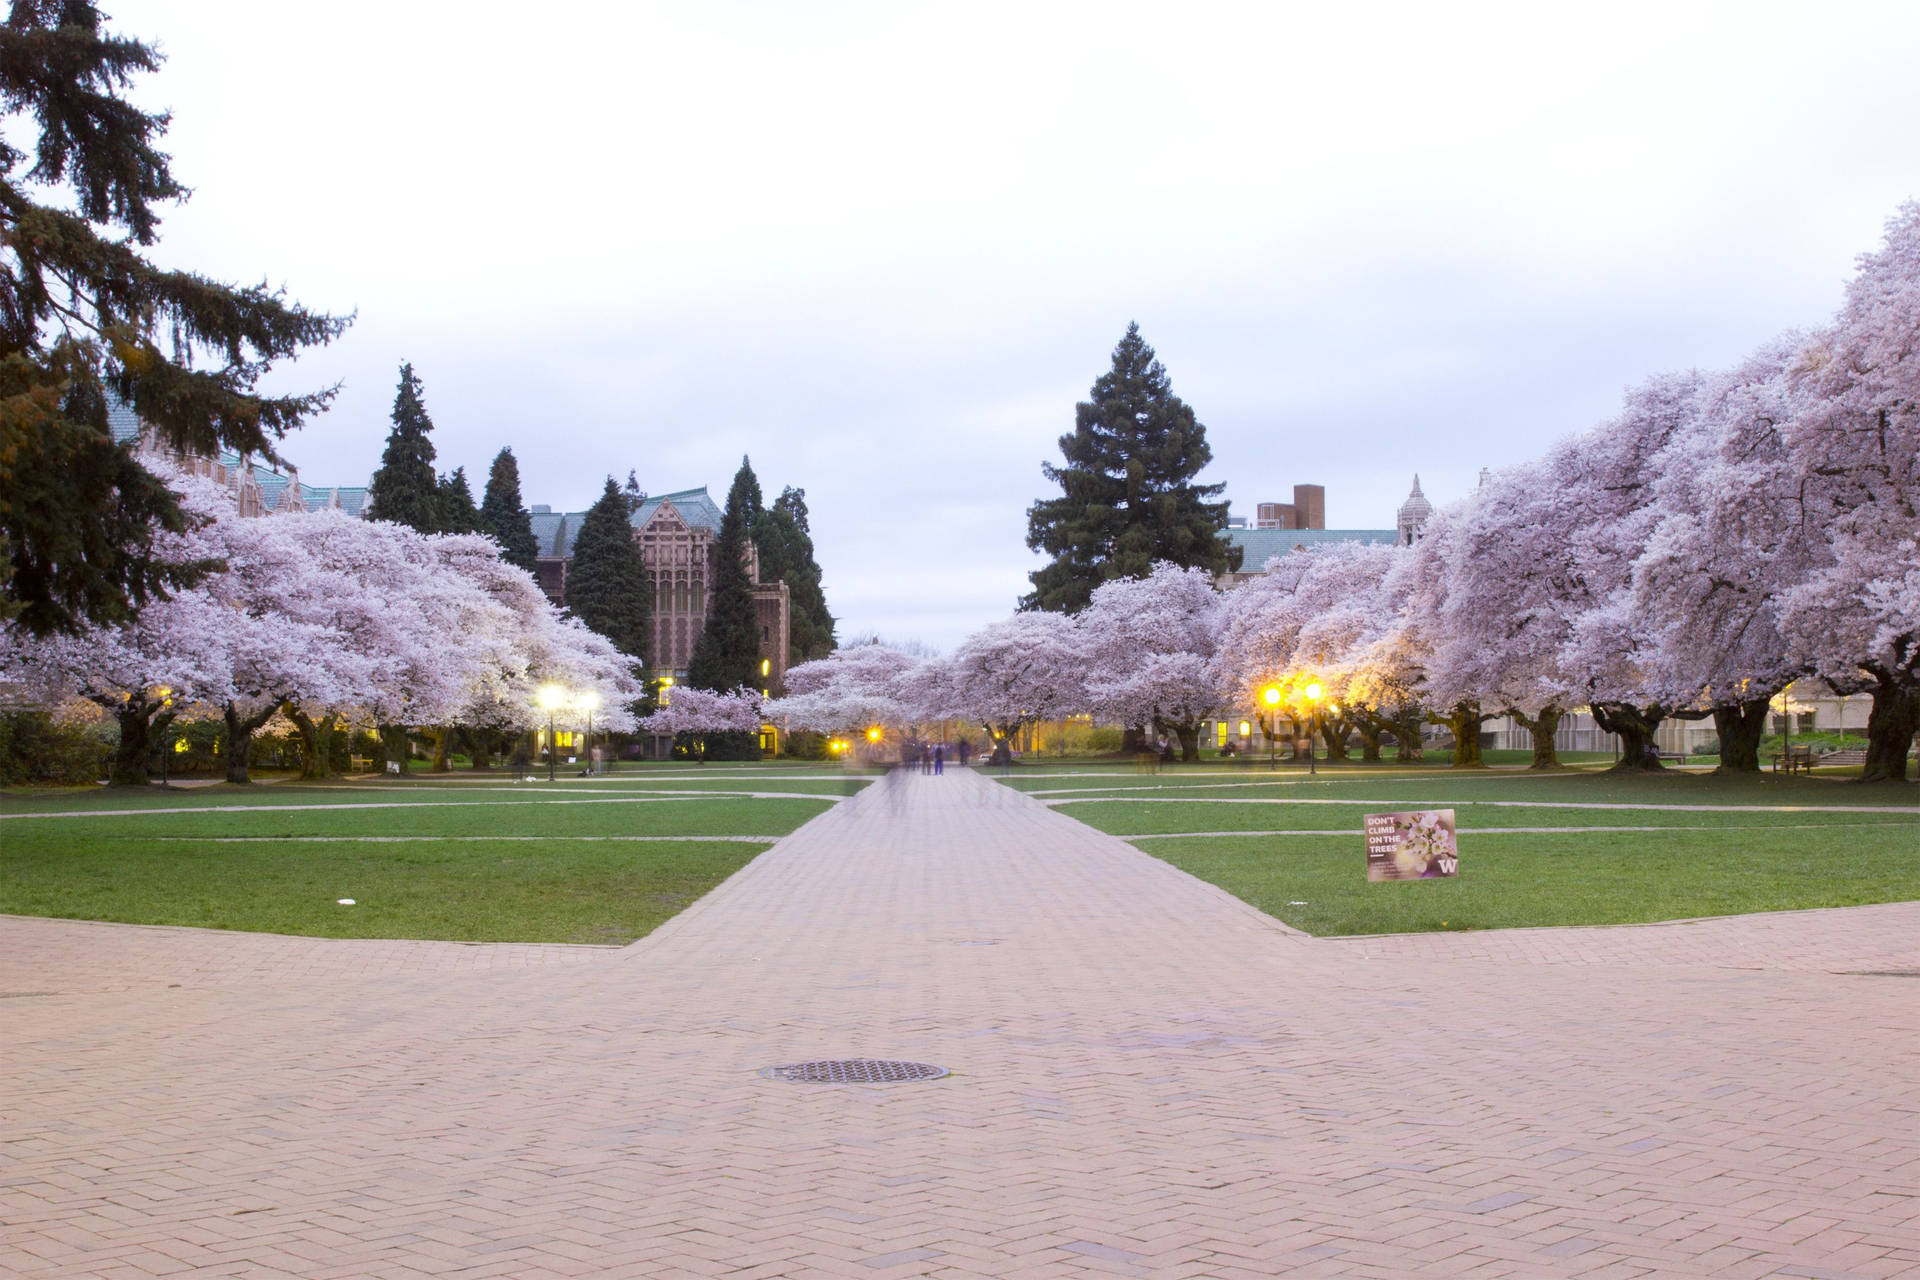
112 397 370 518
529 487 791 687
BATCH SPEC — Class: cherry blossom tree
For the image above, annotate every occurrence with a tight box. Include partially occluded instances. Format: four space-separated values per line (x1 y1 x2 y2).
1632 336 1812 771
0 474 236 783
1217 542 1422 763
1546 372 1717 768
933 611 1082 764
1401 467 1579 768
639 686 763 762
1078 563 1226 761
766 642 928 743
1782 202 1920 780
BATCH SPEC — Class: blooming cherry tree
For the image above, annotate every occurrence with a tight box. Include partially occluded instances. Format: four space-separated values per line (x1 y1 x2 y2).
1078 563 1226 761
932 611 1082 764
639 686 764 761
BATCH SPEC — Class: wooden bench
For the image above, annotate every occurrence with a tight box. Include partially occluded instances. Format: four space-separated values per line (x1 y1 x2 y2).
1771 744 1813 774
1816 749 1868 768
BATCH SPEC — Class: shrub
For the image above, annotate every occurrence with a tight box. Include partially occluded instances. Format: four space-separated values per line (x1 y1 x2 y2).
0 711 113 785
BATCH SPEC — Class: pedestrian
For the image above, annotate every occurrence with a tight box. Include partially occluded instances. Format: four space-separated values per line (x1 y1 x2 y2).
957 739 971 767
921 743 932 775
934 742 945 775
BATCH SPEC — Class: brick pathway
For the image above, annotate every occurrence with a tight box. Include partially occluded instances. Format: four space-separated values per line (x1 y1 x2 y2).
4 768 1917 1279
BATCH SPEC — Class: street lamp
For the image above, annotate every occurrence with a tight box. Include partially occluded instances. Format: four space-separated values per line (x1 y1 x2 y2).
1261 686 1282 770
537 683 566 782
1303 681 1324 776
579 689 601 775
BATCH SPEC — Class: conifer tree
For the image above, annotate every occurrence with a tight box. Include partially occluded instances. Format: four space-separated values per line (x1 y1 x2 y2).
688 456 765 693
436 466 481 535
480 448 539 572
0 1 350 635
753 486 835 666
366 364 442 533
1023 322 1240 613
564 477 650 661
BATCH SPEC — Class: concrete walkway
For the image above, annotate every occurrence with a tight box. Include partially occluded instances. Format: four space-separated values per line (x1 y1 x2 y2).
3 768 1917 1279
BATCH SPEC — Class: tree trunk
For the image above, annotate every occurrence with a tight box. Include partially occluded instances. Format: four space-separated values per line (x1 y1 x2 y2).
1862 680 1918 783
986 722 1014 766
286 707 338 779
467 727 495 771
1712 698 1771 774
1173 723 1200 763
1319 713 1350 762
1392 707 1425 762
222 701 278 784
1353 718 1383 763
109 701 162 786
1429 701 1487 768
1509 706 1564 770
1119 723 1148 755
379 725 410 775
430 726 453 772
1591 701 1666 771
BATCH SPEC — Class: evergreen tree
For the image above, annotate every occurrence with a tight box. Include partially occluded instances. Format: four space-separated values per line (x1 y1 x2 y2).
621 469 647 515
479 448 539 571
365 364 442 533
688 456 765 693
0 2 350 636
752 485 835 667
564 476 650 660
1023 322 1240 613
436 466 481 535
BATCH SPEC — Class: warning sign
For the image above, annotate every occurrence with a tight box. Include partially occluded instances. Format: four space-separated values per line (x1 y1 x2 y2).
1364 809 1459 881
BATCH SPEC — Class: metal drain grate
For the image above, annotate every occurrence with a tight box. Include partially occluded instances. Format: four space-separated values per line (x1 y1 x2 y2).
759 1059 950 1084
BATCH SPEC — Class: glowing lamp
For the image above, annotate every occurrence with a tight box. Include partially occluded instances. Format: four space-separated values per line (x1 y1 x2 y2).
1304 681 1324 702
1262 686 1281 706
537 683 567 711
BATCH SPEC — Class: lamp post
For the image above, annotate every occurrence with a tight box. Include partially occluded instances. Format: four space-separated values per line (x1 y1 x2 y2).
579 690 601 774
1261 686 1282 770
538 684 566 782
1303 681 1324 776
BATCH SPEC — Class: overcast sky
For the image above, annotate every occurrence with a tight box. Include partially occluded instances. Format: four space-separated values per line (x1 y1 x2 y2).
115 0 1920 650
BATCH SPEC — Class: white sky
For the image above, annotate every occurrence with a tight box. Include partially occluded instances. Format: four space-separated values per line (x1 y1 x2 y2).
114 0 1920 650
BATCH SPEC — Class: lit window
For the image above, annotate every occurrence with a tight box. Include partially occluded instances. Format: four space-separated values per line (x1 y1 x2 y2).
1238 721 1252 738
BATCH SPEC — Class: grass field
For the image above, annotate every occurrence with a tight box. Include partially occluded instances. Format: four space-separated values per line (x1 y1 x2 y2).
993 759 1920 936
0 764 877 943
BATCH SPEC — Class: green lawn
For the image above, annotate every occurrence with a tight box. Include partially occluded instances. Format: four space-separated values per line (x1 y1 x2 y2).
1 766 873 943
994 761 1920 936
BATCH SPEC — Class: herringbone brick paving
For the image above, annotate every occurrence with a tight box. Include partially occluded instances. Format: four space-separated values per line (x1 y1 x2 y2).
3 768 1916 1279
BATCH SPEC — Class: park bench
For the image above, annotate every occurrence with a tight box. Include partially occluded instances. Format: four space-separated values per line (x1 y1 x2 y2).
1816 748 1868 768
1771 744 1813 774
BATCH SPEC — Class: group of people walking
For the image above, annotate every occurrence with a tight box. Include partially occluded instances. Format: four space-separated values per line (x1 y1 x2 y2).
906 739 973 774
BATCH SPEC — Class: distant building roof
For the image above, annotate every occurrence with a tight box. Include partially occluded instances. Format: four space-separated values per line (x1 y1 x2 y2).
530 510 572 558
632 487 722 533
1228 527 1399 569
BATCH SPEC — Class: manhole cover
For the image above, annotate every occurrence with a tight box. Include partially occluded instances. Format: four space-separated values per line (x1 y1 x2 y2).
758 1059 950 1083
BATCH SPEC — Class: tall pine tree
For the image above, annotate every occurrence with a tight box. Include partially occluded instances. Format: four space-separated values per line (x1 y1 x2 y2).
0 1 350 636
436 466 481 535
752 486 835 667
688 456 765 692
480 448 539 571
564 477 651 660
686 457 765 759
1023 322 1240 613
366 363 442 533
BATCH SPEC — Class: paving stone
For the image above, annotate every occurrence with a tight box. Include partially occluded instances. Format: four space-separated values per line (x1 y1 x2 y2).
2 768 1917 1278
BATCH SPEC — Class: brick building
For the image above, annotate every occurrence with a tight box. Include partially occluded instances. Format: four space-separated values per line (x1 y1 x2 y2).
529 487 791 688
